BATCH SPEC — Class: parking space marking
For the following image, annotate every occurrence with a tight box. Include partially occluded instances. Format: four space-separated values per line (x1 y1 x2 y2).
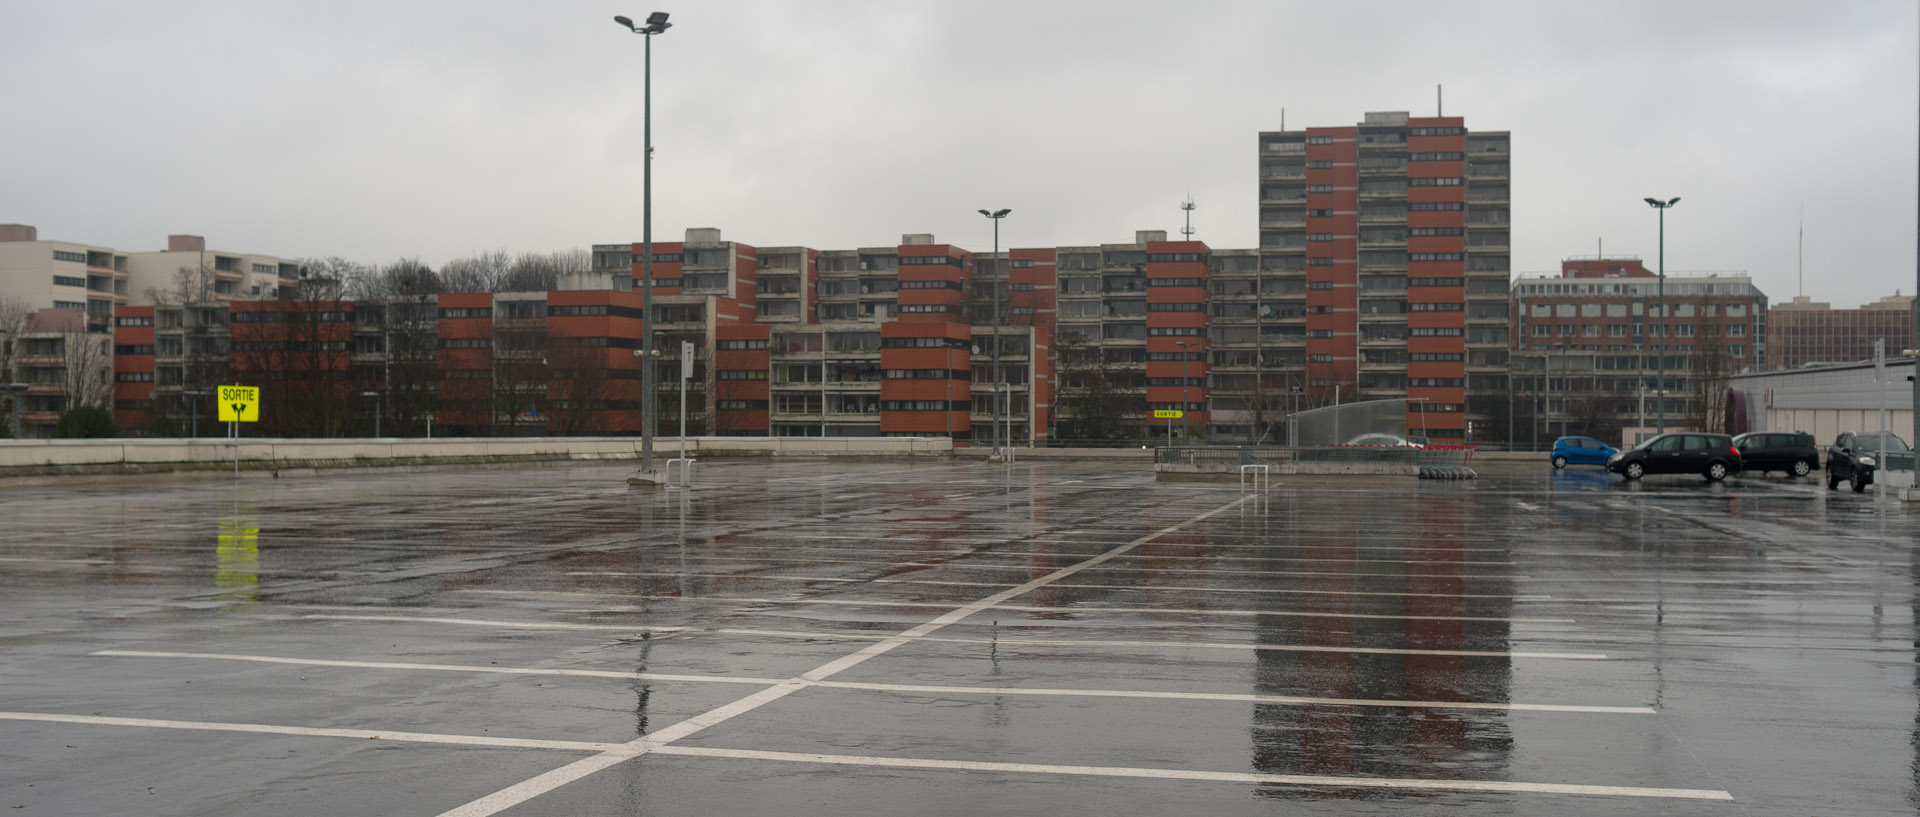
566 571 1550 600
303 609 1599 660
704 628 1608 660
653 745 1733 801
451 589 1578 624
93 649 1639 714
808 680 1650 713
434 495 1257 817
92 650 782 685
0 710 622 753
611 554 1526 581
302 614 692 633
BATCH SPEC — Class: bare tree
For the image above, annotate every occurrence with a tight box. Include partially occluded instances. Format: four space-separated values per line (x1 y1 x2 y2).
59 331 112 411
1053 330 1132 442
491 313 549 436
1684 337 1736 434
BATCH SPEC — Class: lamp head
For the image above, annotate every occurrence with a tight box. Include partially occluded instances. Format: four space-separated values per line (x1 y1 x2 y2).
1643 197 1661 207
978 209 991 217
1667 196 1681 206
994 208 1011 218
613 15 635 29
643 11 671 32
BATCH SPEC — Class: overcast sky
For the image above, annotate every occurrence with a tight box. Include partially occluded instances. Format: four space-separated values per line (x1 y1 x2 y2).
3 1 1915 307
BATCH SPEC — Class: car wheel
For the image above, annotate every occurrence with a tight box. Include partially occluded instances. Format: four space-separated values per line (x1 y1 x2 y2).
1623 461 1644 480
1551 455 1567 469
1706 462 1728 482
1851 472 1867 493
1791 459 1812 477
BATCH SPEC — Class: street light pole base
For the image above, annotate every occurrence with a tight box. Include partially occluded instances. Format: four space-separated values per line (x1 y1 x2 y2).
626 468 667 487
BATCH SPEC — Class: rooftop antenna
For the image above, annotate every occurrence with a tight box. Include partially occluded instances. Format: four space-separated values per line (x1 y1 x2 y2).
1798 204 1804 297
1437 84 1443 116
1180 192 1196 239
1280 108 1285 131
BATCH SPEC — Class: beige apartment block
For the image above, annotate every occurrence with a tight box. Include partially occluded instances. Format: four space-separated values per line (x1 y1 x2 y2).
125 234 300 305
0 224 131 334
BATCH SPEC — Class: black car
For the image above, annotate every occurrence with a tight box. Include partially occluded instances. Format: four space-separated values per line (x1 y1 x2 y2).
1607 432 1743 482
1826 431 1913 493
1732 431 1820 477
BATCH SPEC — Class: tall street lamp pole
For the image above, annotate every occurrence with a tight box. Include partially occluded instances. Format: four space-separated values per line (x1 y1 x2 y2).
978 208 1010 457
616 12 672 477
1644 196 1679 434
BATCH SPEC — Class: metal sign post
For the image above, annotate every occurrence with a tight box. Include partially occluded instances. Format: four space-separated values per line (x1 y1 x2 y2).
679 341 692 463
216 385 260 477
1154 409 1183 445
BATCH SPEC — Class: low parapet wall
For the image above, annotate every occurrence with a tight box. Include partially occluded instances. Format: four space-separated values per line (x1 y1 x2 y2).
0 436 956 478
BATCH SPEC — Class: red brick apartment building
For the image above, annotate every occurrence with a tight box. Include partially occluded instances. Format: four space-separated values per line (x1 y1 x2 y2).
103 110 1525 445
1258 112 1511 442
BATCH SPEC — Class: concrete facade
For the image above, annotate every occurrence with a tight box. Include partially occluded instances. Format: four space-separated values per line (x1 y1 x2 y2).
1730 358 1916 445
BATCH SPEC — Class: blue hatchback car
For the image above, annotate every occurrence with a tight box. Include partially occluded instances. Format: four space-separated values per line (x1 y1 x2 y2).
1551 436 1619 469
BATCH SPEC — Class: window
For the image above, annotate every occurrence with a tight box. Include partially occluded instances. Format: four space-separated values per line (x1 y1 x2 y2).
1307 184 1333 193
717 339 769 350
1409 228 1463 237
1410 126 1464 136
1531 324 1550 338
1728 323 1746 337
53 275 85 287
1408 277 1462 288
1409 152 1465 162
115 315 154 327
1408 302 1462 311
52 250 86 263
717 370 768 380
1307 136 1333 145
1409 202 1464 212
1408 177 1463 186
1411 327 1463 337
1307 160 1333 169
116 371 154 382
439 307 492 319
1308 233 1333 242
1409 252 1464 262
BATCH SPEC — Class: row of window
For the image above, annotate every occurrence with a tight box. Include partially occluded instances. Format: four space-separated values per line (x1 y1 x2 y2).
717 339 769 350
900 255 965 267
1410 152 1465 162
1409 177 1463 186
880 337 971 349
1409 378 1464 388
880 400 970 411
52 275 85 288
1148 278 1206 288
1409 302 1463 311
899 280 963 290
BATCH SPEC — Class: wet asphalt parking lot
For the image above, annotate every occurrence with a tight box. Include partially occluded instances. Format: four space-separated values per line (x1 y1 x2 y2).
2 459 1917 816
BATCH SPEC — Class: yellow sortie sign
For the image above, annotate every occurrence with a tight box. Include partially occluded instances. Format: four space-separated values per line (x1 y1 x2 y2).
1153 410 1184 419
217 385 260 422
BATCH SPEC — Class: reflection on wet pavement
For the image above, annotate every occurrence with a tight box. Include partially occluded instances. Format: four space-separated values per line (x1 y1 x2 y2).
0 460 1914 816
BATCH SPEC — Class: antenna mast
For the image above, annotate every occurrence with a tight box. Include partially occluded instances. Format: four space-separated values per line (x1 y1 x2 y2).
1180 193 1196 239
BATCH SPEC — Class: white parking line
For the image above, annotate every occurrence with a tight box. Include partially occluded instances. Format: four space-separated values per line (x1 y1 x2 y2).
0 710 620 753
92 650 780 685
434 494 1257 817
288 613 1602 660
94 649 1639 713
653 745 1733 801
451 589 1577 624
565 571 1550 600
302 614 690 633
606 554 1525 580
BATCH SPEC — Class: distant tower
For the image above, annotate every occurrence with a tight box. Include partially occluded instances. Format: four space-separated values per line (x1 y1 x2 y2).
1180 194 1196 239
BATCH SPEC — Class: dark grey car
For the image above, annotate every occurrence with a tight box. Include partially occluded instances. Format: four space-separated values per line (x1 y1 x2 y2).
1607 432 1743 482
1827 431 1913 493
1732 431 1819 477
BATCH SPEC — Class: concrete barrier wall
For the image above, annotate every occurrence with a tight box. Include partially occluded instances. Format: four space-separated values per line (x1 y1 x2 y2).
0 436 957 475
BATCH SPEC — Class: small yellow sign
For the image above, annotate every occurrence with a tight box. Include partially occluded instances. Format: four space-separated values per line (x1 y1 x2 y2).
217 385 260 423
1153 410 1184 419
